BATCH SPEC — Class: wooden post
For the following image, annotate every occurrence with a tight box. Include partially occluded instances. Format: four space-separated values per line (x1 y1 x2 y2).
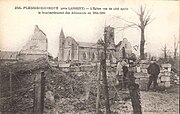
128 71 142 114
9 70 12 105
41 71 45 114
0 69 1 103
101 28 111 114
34 71 46 114
96 64 101 114
85 73 93 100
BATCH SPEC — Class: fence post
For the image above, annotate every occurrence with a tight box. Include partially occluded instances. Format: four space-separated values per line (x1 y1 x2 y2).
41 71 45 114
9 70 12 106
128 71 142 114
0 69 1 105
34 71 46 114
96 64 101 114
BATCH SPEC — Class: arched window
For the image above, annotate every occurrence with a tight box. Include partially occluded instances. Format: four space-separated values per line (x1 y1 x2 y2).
92 52 96 61
122 47 126 59
83 52 87 60
125 44 127 48
109 53 112 62
71 44 74 60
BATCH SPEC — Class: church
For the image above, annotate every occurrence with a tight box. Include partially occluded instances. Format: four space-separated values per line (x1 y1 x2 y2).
0 25 132 64
58 26 132 63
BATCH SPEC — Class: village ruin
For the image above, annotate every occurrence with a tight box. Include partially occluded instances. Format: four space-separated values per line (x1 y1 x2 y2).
0 24 179 114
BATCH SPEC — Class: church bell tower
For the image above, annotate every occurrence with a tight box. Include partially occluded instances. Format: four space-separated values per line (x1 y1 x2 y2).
58 28 65 61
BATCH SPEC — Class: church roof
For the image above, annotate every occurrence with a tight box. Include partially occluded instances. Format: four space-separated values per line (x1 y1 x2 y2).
77 42 98 48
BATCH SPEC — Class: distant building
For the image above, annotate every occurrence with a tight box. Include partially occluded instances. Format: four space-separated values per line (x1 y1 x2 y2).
0 51 18 64
0 25 49 62
19 25 48 61
115 38 132 59
58 26 132 63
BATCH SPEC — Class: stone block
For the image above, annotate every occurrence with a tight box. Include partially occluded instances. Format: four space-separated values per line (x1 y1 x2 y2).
161 76 170 82
164 81 171 87
137 67 141 73
141 69 147 73
161 63 171 68
140 60 149 64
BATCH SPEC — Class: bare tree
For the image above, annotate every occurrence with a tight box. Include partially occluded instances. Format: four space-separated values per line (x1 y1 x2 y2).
114 5 155 60
162 44 171 61
174 35 179 59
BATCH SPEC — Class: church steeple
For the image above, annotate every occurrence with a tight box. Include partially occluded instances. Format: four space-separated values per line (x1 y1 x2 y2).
58 28 65 61
59 28 65 39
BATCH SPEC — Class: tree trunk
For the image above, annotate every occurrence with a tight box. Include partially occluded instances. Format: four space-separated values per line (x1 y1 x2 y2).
140 28 145 60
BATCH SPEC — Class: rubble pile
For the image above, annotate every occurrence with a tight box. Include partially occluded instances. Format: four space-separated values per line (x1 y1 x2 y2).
159 64 172 87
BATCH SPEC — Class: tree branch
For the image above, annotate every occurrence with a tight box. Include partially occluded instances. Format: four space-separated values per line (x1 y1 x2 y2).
115 24 139 32
112 16 139 27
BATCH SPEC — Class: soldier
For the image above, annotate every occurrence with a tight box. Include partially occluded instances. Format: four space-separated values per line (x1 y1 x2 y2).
147 59 160 91
122 61 129 90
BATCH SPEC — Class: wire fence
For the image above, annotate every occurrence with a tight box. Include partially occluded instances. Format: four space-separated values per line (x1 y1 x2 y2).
0 69 45 114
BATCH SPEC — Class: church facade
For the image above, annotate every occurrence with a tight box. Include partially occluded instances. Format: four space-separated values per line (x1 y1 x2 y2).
58 26 132 63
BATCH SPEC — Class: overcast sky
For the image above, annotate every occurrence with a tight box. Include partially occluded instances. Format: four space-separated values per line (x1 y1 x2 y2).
0 0 179 57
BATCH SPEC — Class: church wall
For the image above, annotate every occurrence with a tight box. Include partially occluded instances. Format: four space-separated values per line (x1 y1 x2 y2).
78 47 100 62
61 37 79 61
78 47 91 62
77 47 116 63
58 26 132 63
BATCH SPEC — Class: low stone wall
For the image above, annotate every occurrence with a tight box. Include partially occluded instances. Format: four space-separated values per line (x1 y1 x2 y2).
159 63 172 87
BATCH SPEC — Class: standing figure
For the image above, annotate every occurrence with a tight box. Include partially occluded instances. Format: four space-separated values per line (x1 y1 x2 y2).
122 64 129 90
147 60 160 91
116 59 127 89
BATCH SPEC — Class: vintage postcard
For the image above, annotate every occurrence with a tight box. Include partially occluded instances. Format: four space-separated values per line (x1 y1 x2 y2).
0 0 179 114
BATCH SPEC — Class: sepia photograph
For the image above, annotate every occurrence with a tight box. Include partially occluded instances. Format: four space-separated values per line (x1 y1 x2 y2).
0 0 179 114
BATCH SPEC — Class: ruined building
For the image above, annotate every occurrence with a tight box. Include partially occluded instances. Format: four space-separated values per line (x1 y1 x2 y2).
19 25 49 61
0 25 49 64
58 26 132 63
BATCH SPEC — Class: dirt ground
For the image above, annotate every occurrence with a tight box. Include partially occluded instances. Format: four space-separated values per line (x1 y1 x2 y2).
45 71 179 114
46 84 179 114
141 84 179 113
118 84 179 114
